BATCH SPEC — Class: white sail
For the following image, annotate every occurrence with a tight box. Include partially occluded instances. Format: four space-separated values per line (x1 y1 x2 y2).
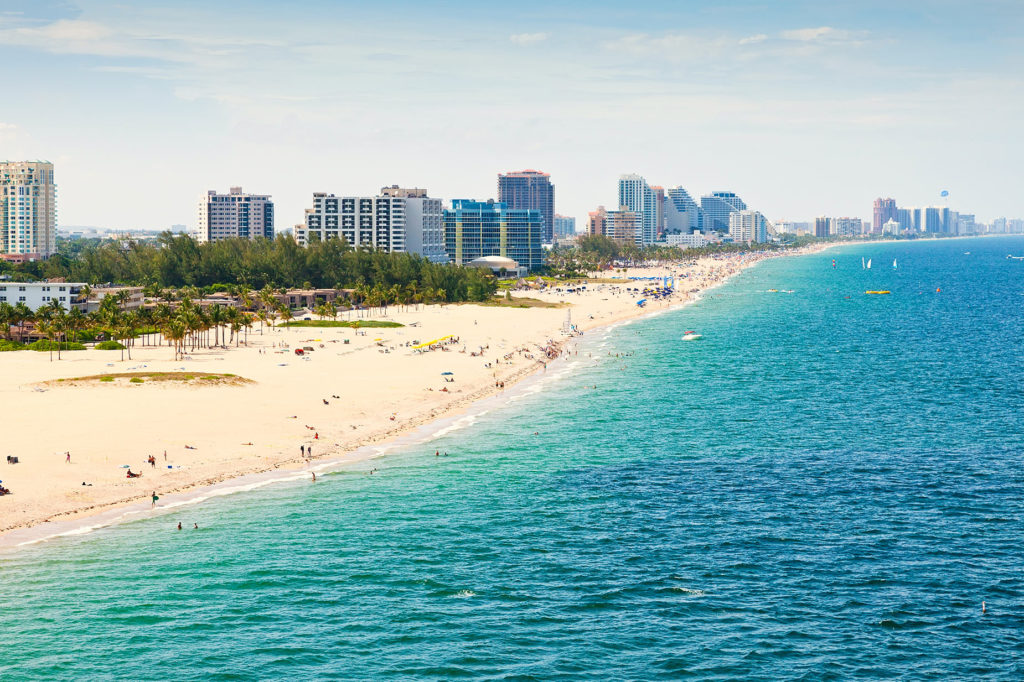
893 259 897 269
862 257 866 269
867 259 872 269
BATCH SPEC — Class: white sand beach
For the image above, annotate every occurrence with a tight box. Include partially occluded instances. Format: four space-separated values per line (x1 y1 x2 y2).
0 248 824 544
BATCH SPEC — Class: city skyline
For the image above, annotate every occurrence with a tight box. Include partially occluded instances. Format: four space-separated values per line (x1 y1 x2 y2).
1 1 1022 230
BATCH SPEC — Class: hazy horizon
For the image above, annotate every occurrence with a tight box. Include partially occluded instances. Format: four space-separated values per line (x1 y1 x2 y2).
2 0 1021 230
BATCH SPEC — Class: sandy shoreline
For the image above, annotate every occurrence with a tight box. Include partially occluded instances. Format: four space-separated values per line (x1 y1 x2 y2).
0 243 835 550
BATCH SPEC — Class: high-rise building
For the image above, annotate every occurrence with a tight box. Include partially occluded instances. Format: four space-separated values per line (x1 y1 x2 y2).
603 206 643 246
497 170 555 244
814 217 830 238
829 217 862 237
957 214 977 235
896 208 913 231
872 198 897 233
1 161 56 259
379 186 447 262
196 187 274 243
728 210 767 243
665 187 703 234
553 214 576 238
700 192 746 232
651 186 666 236
588 206 607 237
443 199 542 272
296 192 406 253
618 174 658 245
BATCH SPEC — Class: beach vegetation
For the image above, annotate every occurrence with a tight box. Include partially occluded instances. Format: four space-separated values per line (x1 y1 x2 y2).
281 320 403 328
0 340 26 351
28 339 86 352
94 340 126 350
45 371 252 386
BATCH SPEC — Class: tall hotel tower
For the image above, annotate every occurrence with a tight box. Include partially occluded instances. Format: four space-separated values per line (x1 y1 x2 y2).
1 161 56 260
497 170 555 244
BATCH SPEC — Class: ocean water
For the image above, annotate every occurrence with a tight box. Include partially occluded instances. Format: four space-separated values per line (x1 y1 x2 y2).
2 236 1023 680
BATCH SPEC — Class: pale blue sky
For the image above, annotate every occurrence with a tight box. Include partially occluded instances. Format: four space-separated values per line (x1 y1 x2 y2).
1 0 1021 229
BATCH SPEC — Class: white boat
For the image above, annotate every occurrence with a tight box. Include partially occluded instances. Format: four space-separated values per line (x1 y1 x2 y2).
866 259 872 269
893 259 897 269
682 331 702 341
861 257 866 269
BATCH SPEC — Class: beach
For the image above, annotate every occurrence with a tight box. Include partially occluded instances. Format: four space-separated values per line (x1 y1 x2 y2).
0 247 825 546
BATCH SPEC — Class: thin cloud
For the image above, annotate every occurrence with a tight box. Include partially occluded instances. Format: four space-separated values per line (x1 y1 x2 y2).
509 32 548 46
739 33 767 45
779 26 864 44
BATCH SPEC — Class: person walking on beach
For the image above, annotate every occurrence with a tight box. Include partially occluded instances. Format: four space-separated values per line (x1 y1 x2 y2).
65 452 71 464
151 491 159 507
301 444 305 457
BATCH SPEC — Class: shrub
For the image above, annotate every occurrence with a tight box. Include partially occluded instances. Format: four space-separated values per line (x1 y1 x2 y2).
129 377 144 384
0 340 26 352
95 340 126 350
28 340 86 351
100 376 114 382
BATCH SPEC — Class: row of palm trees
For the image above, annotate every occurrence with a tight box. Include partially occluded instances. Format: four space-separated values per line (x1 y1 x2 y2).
0 280 456 362
0 291 267 362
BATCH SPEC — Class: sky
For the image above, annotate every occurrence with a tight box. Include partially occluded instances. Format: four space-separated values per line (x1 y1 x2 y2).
1 0 1022 230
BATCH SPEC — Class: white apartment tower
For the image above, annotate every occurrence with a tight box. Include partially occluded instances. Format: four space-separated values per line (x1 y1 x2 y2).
728 210 768 243
295 187 447 262
1 161 56 259
618 174 658 246
196 187 274 243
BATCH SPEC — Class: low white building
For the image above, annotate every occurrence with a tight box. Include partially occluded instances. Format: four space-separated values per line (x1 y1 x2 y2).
664 232 708 248
0 281 87 311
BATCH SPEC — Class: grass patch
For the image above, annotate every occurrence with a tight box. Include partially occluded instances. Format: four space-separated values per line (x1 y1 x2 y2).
281 320 404 328
45 372 253 387
473 296 567 309
94 340 125 350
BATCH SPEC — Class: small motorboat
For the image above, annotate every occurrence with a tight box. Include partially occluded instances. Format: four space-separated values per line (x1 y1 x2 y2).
682 331 703 341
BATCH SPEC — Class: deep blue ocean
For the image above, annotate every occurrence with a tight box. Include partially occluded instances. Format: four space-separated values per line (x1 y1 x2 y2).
2 236 1023 680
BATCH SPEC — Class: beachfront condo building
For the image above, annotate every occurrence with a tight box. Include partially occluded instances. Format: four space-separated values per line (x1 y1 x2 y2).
829 217 863 237
497 170 555 244
443 199 542 272
295 187 446 262
700 192 746 233
872 197 897 233
587 205 643 246
665 187 704 234
617 174 658 246
1 161 56 260
379 186 448 263
814 216 830 238
553 214 576 238
728 210 768 244
196 187 274 243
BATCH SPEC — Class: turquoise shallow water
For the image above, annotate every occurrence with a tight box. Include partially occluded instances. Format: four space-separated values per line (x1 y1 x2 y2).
2 237 1023 680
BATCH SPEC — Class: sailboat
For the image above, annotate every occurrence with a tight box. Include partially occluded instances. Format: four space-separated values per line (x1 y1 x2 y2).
893 258 897 269
866 259 872 269
861 257 866 269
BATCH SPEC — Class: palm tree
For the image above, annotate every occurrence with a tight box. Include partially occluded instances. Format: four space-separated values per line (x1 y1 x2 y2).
0 301 14 342
12 302 32 344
